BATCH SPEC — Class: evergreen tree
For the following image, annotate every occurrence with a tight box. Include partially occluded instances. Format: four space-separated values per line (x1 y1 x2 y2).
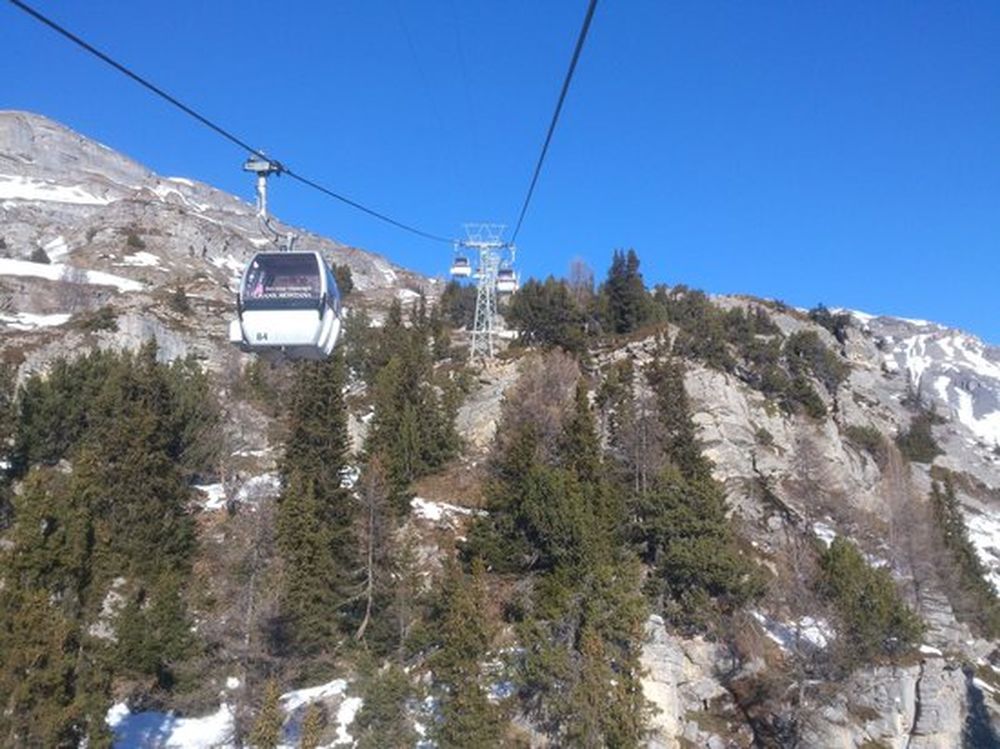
439 279 477 330
930 478 1000 637
507 276 588 353
249 679 284 749
817 538 923 666
276 354 356 653
351 665 417 749
637 352 764 630
0 347 215 745
364 317 459 503
473 372 650 744
429 559 506 748
645 354 712 482
600 249 650 335
298 703 325 749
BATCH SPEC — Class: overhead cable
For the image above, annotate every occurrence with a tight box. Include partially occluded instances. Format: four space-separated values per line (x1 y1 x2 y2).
8 0 453 245
511 0 598 243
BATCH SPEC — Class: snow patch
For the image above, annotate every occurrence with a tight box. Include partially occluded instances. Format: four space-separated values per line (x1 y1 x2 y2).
43 235 70 261
812 520 837 547
0 312 71 330
0 258 143 291
973 677 997 695
107 702 235 749
118 251 161 267
411 496 486 523
211 254 245 277
193 483 226 510
962 508 1000 592
919 644 943 657
375 260 398 284
108 677 361 748
236 473 281 505
334 696 363 745
0 174 111 205
752 611 833 651
281 678 347 713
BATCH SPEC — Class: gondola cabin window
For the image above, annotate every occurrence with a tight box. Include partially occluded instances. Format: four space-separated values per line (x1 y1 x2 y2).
246 255 321 301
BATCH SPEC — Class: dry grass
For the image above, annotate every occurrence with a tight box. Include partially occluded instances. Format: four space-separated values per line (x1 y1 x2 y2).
410 457 488 508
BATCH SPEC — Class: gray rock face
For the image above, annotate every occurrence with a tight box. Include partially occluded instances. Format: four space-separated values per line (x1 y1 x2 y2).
641 615 738 749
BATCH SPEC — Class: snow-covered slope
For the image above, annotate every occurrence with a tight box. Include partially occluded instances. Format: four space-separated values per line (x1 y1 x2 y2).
850 313 1000 448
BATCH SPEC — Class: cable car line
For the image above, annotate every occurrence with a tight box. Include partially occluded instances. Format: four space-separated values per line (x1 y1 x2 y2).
282 170 452 245
510 0 598 244
7 0 453 246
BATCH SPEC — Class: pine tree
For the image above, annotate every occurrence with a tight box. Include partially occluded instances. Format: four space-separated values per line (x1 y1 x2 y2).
249 679 284 749
351 664 417 749
601 249 650 335
429 559 506 748
298 703 324 749
276 354 355 652
817 537 923 666
637 352 764 630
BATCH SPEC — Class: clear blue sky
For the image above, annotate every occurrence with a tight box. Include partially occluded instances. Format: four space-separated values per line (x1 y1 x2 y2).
4 1 999 342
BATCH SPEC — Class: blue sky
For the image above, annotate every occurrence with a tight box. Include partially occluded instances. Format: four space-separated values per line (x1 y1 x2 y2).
4 1 999 341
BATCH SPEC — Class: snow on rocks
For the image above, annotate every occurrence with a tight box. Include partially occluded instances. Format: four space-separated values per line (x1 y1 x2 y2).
117 251 161 267
812 520 838 547
193 483 226 510
0 312 71 330
752 611 833 651
42 235 70 261
410 496 486 525
0 257 143 291
236 473 281 505
0 174 111 205
107 677 363 748
962 508 1000 592
107 701 235 749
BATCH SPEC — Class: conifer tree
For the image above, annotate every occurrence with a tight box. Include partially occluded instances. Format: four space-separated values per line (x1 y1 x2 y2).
429 559 506 748
0 347 215 744
817 538 923 666
249 679 284 749
474 372 650 744
637 352 764 629
351 665 417 749
276 354 355 652
601 249 650 335
298 703 324 749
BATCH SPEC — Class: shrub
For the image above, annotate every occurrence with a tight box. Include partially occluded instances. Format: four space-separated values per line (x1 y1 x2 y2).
817 538 923 666
74 306 118 332
896 412 941 464
809 304 852 344
169 287 191 315
332 262 354 295
124 228 145 250
844 424 889 468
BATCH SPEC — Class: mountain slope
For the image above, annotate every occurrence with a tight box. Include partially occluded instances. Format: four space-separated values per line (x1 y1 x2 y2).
2 111 999 748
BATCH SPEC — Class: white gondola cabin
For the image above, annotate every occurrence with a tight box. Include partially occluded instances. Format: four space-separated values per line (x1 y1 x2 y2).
496 267 518 294
450 255 472 277
229 251 342 360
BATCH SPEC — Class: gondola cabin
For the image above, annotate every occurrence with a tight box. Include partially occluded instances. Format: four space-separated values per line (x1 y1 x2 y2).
229 251 342 360
450 255 472 277
496 268 518 294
